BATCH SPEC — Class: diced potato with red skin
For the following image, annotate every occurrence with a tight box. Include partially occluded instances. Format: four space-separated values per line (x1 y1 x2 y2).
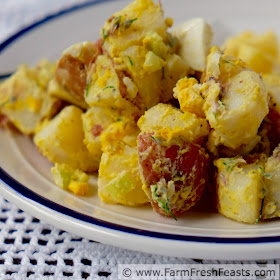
0 112 9 128
49 41 101 109
261 74 280 152
138 133 210 218
263 109 280 152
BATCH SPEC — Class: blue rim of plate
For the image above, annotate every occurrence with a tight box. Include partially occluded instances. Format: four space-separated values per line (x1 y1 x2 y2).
0 0 280 245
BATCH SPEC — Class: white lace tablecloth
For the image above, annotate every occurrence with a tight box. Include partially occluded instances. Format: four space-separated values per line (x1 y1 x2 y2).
0 0 279 279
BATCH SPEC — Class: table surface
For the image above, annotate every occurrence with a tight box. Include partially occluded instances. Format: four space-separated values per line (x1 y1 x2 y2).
0 0 279 279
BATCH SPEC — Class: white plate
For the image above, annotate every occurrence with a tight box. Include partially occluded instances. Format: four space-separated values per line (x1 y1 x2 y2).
1 0 280 260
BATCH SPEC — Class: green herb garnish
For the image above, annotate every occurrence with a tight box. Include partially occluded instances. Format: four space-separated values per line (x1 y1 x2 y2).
102 86 115 91
125 56 133 66
221 58 235 66
259 167 273 180
150 136 162 144
116 118 122 122
123 18 138 29
152 186 177 221
85 83 91 97
158 198 177 221
222 158 235 172
256 197 265 224
102 28 108 46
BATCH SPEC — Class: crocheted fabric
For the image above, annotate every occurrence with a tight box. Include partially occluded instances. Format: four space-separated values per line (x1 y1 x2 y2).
1 195 277 280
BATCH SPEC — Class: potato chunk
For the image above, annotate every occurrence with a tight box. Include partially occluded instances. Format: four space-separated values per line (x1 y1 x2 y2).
119 46 162 110
98 121 148 206
138 133 210 218
176 47 269 153
34 106 99 172
214 157 265 224
49 41 101 109
263 145 280 219
0 61 61 134
205 70 268 150
224 31 279 74
85 54 142 115
261 74 280 151
137 103 210 218
100 0 188 106
101 0 167 58
137 103 209 144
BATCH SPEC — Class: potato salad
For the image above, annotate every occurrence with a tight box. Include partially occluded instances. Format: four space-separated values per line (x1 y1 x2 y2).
1 0 280 224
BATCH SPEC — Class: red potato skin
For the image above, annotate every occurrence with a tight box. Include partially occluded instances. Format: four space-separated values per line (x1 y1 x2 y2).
138 133 210 218
265 108 280 151
0 113 10 129
55 40 102 101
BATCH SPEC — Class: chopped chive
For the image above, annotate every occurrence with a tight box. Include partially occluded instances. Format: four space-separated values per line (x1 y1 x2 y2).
125 56 133 66
85 83 91 97
102 86 115 91
256 197 265 224
102 28 108 46
152 186 177 221
222 158 235 172
259 167 273 180
123 18 138 29
116 118 121 122
150 136 162 144
221 58 235 66
213 112 217 119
